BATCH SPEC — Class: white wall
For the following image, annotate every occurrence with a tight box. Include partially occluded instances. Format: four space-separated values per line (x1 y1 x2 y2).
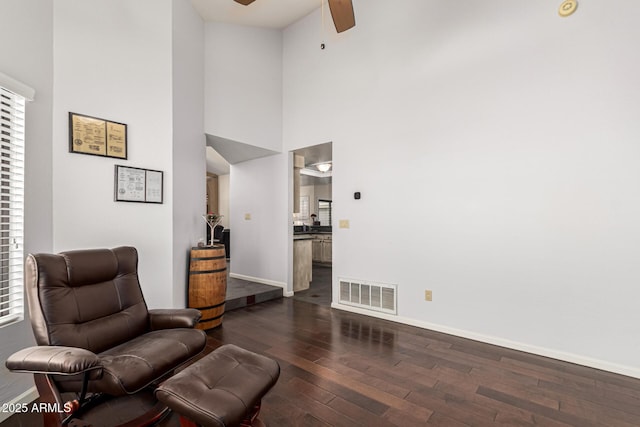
299 184 314 221
314 183 331 212
1 0 206 410
299 183 332 220
204 22 282 152
0 0 53 412
230 154 288 288
52 0 175 308
171 0 205 307
204 21 287 288
283 0 640 376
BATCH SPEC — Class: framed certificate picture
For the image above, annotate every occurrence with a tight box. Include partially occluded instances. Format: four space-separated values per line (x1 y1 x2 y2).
69 112 127 159
114 165 163 204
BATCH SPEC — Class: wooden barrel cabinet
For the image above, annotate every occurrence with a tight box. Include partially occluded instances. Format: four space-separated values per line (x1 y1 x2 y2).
188 245 227 330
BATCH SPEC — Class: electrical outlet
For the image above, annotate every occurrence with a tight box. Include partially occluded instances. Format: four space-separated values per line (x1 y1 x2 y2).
424 290 432 301
339 219 350 229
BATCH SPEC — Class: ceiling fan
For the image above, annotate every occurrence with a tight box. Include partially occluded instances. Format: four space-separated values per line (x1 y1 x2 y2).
233 0 356 33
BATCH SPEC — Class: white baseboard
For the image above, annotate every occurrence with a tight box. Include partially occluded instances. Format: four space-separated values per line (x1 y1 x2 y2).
331 302 640 380
229 273 293 297
0 386 38 423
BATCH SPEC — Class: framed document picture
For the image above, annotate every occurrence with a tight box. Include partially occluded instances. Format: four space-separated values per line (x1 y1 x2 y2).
69 112 127 159
114 165 163 204
145 170 163 203
106 121 127 158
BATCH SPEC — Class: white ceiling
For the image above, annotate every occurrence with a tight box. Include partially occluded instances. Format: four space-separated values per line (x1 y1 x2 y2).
206 133 279 164
293 142 332 167
294 142 332 185
190 0 321 28
205 146 230 175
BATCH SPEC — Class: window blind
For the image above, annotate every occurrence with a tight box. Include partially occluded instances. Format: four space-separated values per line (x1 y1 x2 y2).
318 199 332 226
0 85 25 327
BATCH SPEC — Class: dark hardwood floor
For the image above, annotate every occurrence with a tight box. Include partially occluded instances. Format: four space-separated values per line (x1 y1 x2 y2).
293 264 332 306
4 298 640 426
208 299 640 426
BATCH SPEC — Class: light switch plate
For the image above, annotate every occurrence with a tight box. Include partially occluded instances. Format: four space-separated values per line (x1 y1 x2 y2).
244 213 251 220
339 219 350 229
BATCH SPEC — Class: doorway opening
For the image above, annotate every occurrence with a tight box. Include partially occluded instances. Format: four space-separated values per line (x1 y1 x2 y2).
291 142 332 306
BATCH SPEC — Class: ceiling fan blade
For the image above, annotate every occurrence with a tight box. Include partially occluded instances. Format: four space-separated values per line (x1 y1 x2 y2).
234 0 256 5
327 0 355 33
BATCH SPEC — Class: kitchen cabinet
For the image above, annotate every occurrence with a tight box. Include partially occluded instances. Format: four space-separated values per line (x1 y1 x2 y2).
206 173 218 214
312 234 332 264
293 236 312 291
312 238 322 262
321 237 332 263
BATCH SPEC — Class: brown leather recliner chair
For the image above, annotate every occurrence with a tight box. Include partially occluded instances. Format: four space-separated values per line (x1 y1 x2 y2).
6 247 207 426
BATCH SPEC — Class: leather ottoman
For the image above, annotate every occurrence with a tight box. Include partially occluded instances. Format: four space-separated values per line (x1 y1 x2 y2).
156 344 280 427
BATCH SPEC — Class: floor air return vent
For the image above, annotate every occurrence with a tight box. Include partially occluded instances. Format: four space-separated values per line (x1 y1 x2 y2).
339 279 397 315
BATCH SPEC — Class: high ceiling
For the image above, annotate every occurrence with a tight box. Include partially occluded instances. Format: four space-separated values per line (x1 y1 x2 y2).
190 0 321 28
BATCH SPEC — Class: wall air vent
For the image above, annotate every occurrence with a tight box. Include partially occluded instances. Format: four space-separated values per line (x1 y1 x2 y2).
338 278 397 315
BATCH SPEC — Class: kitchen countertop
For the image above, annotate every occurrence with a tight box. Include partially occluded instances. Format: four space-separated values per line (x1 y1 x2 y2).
293 235 315 241
293 231 332 236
